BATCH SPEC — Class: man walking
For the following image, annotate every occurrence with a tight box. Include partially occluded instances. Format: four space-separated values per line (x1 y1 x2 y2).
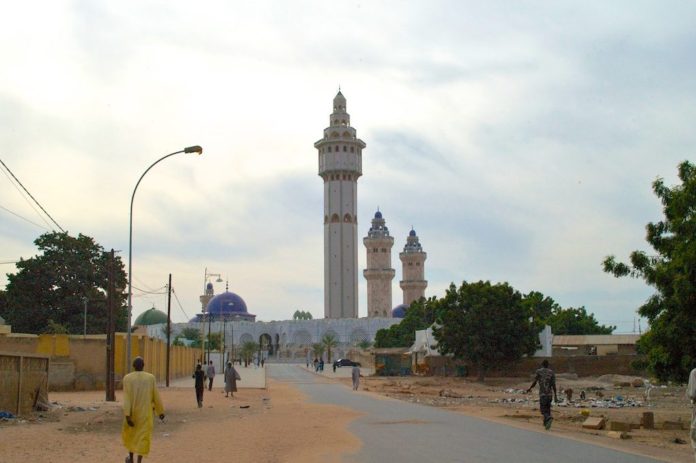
122 357 165 463
193 363 206 408
206 360 216 391
351 364 361 391
687 365 696 462
224 361 241 398
527 359 558 430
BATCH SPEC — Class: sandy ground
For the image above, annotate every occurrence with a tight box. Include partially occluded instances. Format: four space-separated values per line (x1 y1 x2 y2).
0 380 361 463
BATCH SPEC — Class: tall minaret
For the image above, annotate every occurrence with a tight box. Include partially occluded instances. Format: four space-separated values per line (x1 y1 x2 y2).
315 90 365 319
363 210 395 317
400 229 427 305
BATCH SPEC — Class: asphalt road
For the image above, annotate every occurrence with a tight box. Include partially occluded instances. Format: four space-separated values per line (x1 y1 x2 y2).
268 364 665 463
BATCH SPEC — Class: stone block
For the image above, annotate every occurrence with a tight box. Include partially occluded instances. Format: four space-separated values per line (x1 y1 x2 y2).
609 421 632 432
607 431 629 439
583 417 606 430
640 412 654 430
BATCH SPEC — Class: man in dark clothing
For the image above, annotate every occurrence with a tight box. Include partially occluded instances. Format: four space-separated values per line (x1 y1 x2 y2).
193 364 206 408
527 359 558 430
206 361 215 391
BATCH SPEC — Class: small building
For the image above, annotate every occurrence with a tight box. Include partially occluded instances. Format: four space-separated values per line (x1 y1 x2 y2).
552 334 640 357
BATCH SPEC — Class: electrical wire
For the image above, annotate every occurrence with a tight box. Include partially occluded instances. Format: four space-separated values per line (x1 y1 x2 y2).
171 287 190 320
132 284 167 295
0 158 64 232
0 166 53 230
0 203 51 230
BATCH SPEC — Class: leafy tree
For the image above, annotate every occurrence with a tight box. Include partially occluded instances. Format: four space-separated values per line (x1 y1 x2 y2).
206 332 222 351
1 232 127 334
311 342 325 359
374 296 441 348
292 310 313 320
179 327 202 348
357 339 372 350
604 161 696 381
433 281 540 381
321 333 338 362
44 319 69 334
240 341 258 365
522 291 614 335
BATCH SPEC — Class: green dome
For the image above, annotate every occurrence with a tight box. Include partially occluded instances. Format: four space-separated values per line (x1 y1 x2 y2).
134 307 168 326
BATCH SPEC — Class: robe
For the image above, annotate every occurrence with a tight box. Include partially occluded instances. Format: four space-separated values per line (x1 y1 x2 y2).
224 366 239 392
687 368 696 450
122 371 164 456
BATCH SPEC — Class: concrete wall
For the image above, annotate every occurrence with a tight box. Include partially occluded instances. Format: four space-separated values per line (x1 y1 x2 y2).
0 333 199 390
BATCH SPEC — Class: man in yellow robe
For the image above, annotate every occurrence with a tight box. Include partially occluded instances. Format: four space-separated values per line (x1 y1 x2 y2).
122 357 165 463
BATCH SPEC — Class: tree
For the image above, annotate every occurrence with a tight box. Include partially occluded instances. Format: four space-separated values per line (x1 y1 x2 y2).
522 291 614 335
240 341 258 366
357 339 372 350
322 333 338 362
311 342 325 360
374 296 441 348
179 327 202 348
292 310 313 320
604 161 696 381
206 332 222 351
433 281 540 381
1 232 127 334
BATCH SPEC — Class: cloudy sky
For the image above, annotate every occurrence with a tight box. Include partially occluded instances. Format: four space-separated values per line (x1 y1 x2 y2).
1 1 694 332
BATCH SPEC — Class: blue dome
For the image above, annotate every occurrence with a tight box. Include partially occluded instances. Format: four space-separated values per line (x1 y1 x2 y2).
206 291 248 316
409 229 417 237
206 282 213 290
374 211 382 219
392 303 409 318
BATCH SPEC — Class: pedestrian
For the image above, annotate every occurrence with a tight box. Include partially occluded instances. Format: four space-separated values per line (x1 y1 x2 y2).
526 359 558 430
122 357 165 463
351 364 361 391
206 360 216 391
193 363 206 408
224 361 241 398
261 358 265 368
313 358 318 372
319 358 324 372
333 361 337 373
686 365 696 462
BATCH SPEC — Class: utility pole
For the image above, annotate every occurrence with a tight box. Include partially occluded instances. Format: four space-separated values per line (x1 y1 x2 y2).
166 273 172 387
82 297 88 337
105 249 116 401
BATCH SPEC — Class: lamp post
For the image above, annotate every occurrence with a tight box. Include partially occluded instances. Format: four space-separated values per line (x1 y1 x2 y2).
82 297 88 337
126 145 203 370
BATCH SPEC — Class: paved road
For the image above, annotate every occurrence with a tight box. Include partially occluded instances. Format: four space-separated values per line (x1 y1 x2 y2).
268 364 665 463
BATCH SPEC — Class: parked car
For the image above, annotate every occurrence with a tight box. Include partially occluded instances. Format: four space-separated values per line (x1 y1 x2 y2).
334 358 361 367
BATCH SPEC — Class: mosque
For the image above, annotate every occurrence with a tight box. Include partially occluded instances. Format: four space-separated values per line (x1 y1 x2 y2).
142 91 429 361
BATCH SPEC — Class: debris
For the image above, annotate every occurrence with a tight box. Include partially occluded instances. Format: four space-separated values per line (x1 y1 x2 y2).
582 417 606 430
672 437 687 445
607 431 629 439
0 411 15 420
240 405 250 409
631 378 644 388
580 409 590 417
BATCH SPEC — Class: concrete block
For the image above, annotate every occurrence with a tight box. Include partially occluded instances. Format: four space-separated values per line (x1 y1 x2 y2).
607 431 629 439
641 412 654 429
583 417 606 430
609 421 632 432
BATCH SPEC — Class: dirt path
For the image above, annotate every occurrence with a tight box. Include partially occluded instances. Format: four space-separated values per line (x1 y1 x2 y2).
0 380 362 463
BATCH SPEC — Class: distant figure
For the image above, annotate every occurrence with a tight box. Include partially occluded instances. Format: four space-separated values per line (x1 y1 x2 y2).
333 361 337 373
313 358 319 372
224 361 240 398
261 358 265 368
122 357 164 463
351 365 361 391
206 361 216 391
526 359 558 430
686 366 696 461
193 364 206 408
319 358 324 372
564 388 573 402
580 390 586 400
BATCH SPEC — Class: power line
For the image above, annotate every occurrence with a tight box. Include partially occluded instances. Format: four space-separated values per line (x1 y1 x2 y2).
132 284 167 295
0 158 65 232
0 202 51 230
171 287 190 320
0 166 53 230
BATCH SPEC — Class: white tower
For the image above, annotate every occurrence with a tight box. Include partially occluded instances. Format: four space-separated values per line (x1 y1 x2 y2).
400 229 427 305
315 91 365 319
363 211 395 317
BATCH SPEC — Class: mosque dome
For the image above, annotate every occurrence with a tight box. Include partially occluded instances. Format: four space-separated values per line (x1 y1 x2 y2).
391 304 409 318
206 291 248 316
206 282 213 291
374 210 382 219
409 229 417 237
134 307 168 326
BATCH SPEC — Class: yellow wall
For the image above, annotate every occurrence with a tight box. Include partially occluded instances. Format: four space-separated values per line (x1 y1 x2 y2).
0 332 198 390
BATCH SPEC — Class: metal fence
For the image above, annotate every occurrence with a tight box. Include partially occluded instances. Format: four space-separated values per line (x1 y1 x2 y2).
0 351 49 416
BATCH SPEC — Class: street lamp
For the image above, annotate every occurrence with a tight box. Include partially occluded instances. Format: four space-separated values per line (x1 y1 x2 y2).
126 145 203 369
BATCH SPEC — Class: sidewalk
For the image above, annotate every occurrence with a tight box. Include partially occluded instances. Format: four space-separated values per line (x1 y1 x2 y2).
165 364 266 389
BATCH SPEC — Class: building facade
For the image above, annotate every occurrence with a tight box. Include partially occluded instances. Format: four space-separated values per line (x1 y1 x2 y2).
363 210 395 317
399 229 428 305
315 91 365 318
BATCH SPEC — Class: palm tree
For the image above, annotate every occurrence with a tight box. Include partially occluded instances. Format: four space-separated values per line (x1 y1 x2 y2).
311 342 325 360
240 341 258 367
321 333 338 363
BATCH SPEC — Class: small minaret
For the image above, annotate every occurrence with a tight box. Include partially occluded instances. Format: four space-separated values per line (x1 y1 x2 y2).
363 210 395 317
400 229 427 305
199 282 214 313
315 90 366 319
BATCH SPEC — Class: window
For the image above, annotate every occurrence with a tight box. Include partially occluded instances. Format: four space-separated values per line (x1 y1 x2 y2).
343 145 347 152
381 248 387 252
373 248 378 252
416 262 420 266
408 262 413 266
350 146 354 153
328 146 332 153
335 145 339 151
